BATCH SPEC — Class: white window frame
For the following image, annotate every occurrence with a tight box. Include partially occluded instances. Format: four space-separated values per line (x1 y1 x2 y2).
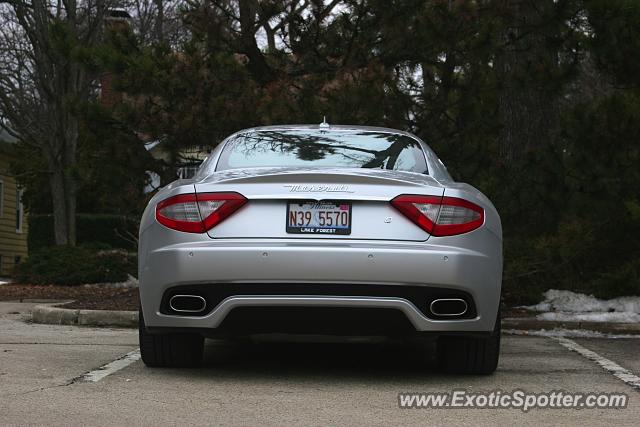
0 179 4 218
16 188 24 233
178 165 200 180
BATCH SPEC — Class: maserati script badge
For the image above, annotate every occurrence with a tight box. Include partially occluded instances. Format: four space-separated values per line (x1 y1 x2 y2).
284 184 354 193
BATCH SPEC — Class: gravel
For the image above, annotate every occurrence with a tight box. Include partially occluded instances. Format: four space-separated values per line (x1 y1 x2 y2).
0 283 138 311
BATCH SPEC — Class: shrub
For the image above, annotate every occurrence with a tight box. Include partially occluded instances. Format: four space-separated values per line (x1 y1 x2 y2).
503 216 640 305
15 245 137 286
28 214 139 251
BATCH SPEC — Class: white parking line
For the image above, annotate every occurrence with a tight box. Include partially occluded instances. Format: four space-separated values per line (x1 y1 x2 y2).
81 349 141 383
556 337 640 391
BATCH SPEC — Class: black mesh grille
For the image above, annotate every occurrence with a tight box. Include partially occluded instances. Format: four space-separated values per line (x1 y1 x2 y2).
217 307 416 335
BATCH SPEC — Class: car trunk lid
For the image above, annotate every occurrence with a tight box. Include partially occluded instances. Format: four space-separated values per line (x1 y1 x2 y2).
194 168 444 241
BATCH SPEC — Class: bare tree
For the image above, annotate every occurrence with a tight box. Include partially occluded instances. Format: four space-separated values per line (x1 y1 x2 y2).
126 0 185 46
0 0 117 245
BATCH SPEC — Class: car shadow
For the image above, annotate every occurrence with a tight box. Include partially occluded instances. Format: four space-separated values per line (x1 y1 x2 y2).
187 336 443 382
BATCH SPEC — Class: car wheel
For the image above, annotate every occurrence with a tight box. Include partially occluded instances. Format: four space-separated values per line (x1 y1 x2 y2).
138 308 204 368
436 310 501 375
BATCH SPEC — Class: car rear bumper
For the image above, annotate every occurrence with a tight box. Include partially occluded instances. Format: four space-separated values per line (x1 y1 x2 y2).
139 238 501 333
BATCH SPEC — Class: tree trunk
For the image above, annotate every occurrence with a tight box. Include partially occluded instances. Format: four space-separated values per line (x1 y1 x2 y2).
47 166 77 246
153 0 165 43
44 121 78 246
62 159 77 247
49 168 71 246
496 0 559 165
238 0 275 84
62 112 79 246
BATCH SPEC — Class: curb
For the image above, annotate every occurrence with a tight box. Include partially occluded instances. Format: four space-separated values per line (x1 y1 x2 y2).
32 303 138 328
502 317 640 335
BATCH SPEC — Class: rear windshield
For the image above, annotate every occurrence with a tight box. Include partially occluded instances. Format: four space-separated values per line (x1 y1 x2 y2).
214 130 428 173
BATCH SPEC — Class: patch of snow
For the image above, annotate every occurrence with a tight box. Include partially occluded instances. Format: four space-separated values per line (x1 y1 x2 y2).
522 289 640 323
536 311 640 324
83 274 138 289
504 328 640 339
0 277 10 285
525 289 640 313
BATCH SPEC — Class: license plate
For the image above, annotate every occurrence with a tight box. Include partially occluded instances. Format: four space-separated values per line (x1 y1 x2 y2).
286 201 352 235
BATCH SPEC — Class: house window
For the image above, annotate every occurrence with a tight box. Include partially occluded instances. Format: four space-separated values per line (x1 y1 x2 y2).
0 179 4 218
16 188 24 233
177 165 199 180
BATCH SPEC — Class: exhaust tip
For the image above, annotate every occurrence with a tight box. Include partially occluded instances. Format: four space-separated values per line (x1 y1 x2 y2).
429 298 468 317
169 295 207 313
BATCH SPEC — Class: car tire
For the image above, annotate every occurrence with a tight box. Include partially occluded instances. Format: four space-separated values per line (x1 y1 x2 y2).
138 308 204 368
436 310 501 375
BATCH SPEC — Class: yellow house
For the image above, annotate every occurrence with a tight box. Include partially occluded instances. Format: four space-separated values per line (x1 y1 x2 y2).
0 129 28 276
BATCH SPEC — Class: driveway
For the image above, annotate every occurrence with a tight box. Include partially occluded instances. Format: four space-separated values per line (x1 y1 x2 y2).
0 302 638 426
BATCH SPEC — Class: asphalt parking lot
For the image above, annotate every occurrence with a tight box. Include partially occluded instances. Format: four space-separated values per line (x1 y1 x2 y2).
1 301 639 426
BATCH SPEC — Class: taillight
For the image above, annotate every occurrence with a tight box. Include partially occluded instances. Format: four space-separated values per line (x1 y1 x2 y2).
391 194 484 236
156 192 247 233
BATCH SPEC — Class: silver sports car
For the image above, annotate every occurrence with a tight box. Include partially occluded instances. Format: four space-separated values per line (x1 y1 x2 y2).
138 124 502 374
